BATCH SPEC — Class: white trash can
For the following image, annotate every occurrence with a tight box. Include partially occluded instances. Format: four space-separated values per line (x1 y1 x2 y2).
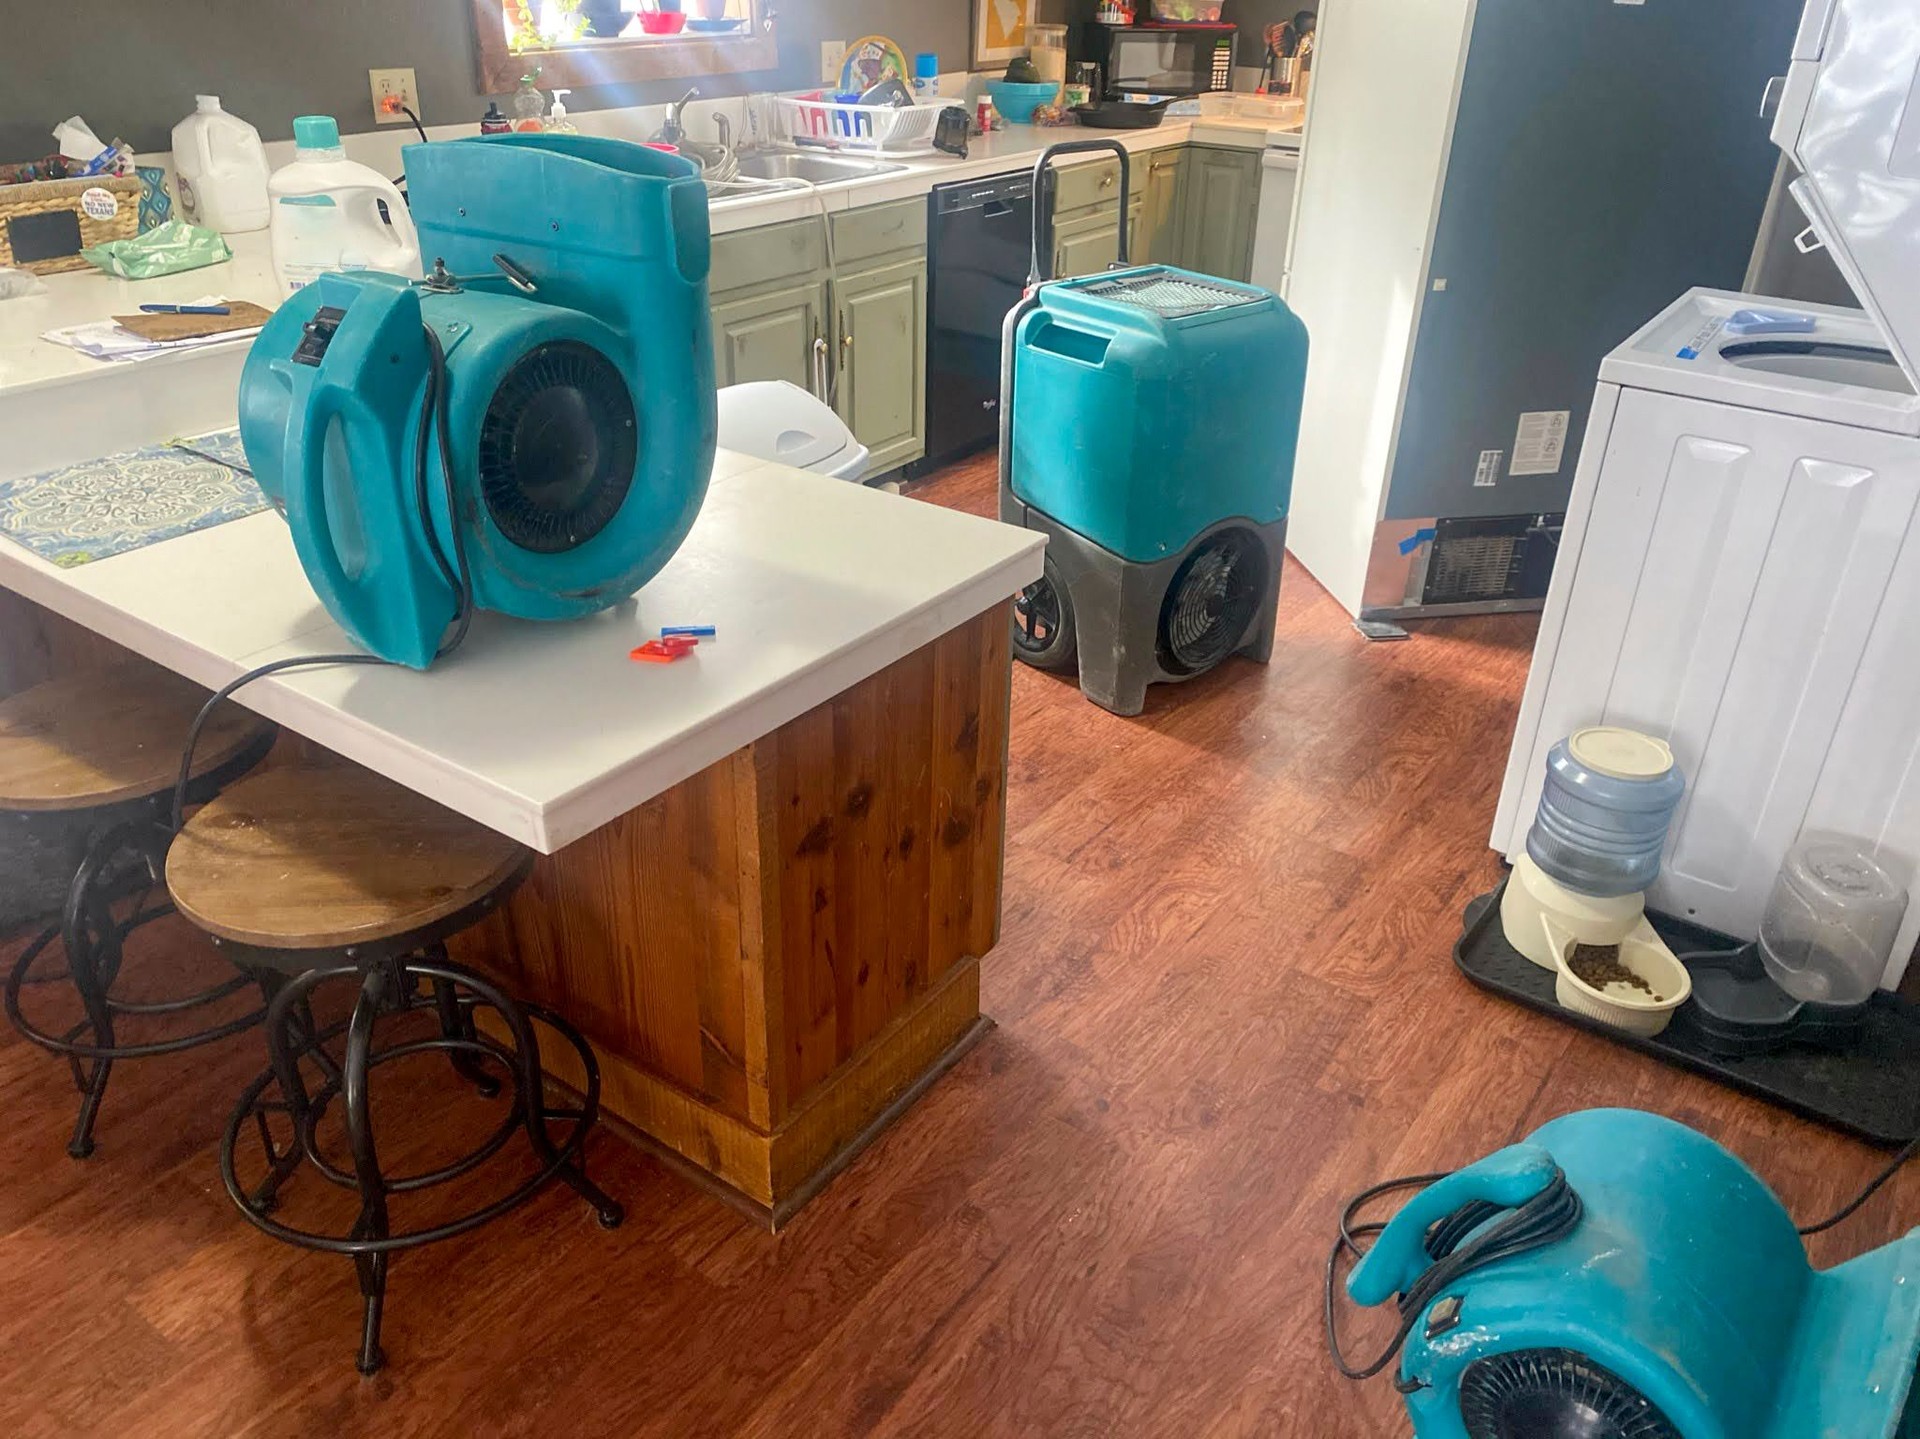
716 380 871 482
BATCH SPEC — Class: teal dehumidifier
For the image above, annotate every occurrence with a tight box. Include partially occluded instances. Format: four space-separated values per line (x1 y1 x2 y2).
998 140 1308 716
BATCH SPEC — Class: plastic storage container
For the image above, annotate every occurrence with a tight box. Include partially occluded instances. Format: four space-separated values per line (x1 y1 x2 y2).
170 96 271 234
716 380 870 481
1148 0 1226 21
1028 24 1069 87
267 115 420 297
1525 727 1686 898
1758 839 1909 1006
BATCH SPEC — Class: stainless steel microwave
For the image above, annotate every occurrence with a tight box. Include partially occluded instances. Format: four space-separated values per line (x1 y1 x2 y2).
1072 21 1236 98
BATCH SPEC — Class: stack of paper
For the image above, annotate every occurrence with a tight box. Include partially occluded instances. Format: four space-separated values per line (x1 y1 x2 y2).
42 297 263 364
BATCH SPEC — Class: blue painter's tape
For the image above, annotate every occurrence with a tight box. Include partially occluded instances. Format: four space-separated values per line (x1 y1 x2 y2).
1398 527 1438 557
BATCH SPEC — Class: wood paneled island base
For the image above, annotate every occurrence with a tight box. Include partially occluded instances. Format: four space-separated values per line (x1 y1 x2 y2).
455 605 1013 1224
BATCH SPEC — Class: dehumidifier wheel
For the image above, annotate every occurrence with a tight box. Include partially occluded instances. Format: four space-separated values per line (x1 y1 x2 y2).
1012 559 1077 673
1458 1349 1680 1439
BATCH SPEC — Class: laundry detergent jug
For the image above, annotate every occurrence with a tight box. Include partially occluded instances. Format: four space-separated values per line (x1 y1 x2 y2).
170 95 270 234
268 115 420 296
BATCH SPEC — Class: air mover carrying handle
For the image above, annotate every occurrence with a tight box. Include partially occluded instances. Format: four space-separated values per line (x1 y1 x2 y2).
1346 1145 1558 1306
1028 139 1133 286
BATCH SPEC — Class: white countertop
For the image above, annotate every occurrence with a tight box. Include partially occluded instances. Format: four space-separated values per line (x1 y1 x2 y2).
0 111 1289 451
0 447 1044 852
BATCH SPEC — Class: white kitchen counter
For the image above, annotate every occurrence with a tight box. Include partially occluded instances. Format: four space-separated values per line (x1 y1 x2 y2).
0 113 1287 475
0 446 1043 853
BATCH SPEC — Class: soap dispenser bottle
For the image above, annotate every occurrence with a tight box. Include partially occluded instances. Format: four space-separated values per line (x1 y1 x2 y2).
547 89 578 134
511 71 547 132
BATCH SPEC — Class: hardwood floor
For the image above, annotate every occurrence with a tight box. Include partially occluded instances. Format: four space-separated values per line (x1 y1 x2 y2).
3 450 1914 1437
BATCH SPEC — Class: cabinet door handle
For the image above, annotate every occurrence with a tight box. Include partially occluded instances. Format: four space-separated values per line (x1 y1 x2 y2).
840 314 853 371
1101 172 1116 189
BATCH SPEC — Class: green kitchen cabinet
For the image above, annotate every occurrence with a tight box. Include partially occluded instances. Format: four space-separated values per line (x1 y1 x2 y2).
1051 196 1146 279
711 280 832 398
1140 148 1187 264
830 256 927 475
707 198 928 472
1176 145 1261 283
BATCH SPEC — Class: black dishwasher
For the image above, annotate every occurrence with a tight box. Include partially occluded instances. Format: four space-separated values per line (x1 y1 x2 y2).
918 171 1037 475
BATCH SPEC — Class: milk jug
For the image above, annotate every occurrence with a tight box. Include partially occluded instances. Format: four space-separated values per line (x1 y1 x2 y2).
170 96 271 234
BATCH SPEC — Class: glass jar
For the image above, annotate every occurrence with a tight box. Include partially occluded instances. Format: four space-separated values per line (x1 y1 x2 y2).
1028 23 1069 89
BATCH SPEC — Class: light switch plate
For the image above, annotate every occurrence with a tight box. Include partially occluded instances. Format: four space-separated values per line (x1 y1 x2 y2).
820 41 844 86
369 67 420 125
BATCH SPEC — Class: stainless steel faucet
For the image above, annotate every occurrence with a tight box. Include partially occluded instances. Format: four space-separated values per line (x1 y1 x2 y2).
652 87 699 148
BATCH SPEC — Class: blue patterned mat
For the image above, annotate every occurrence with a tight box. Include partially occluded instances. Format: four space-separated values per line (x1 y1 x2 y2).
0 430 269 568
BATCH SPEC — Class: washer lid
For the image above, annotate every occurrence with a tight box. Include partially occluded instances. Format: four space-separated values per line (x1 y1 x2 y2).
715 380 859 474
1771 0 1920 394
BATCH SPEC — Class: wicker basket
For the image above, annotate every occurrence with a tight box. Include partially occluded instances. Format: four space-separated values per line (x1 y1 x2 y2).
0 174 142 275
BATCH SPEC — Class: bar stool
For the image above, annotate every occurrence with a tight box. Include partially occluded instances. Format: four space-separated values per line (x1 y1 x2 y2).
166 762 623 1375
2 663 275 1157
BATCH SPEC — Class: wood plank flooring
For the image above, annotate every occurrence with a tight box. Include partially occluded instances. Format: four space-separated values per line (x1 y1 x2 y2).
3 450 1914 1437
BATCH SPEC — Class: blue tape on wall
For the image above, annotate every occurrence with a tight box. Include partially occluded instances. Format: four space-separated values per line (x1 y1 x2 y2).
1398 527 1438 556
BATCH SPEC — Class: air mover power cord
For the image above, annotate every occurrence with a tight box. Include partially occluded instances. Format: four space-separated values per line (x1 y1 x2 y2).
1325 1134 1920 1389
169 323 472 833
1323 1167 1583 1390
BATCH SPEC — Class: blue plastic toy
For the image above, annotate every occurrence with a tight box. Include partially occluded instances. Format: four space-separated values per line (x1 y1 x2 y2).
239 133 716 668
1351 1108 1920 1438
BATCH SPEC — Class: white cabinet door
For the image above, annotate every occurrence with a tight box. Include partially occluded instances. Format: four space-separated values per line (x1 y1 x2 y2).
1499 384 1920 983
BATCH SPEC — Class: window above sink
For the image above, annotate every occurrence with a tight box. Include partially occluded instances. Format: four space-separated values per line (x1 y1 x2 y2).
469 0 777 93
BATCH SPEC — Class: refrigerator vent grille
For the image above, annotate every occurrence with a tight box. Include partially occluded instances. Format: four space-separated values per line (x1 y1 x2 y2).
1427 535 1524 605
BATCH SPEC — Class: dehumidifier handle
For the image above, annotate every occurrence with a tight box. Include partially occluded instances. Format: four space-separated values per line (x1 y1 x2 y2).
1346 1145 1558 1307
1028 139 1133 287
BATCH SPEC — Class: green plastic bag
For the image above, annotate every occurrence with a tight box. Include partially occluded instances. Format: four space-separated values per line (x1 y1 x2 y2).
81 218 231 279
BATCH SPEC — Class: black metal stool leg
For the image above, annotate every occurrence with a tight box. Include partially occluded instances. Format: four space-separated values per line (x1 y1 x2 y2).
60 852 119 1161
245 970 325 1216
453 967 624 1230
343 968 392 1376
429 953 500 1099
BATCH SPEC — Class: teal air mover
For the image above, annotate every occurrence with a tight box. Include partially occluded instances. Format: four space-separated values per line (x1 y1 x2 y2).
239 133 716 668
997 140 1308 716
1336 1108 1920 1438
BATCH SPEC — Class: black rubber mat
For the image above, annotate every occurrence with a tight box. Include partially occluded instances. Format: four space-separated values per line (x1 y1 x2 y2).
1455 881 1920 1148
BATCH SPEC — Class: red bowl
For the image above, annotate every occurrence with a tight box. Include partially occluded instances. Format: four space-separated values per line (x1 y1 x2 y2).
638 11 688 33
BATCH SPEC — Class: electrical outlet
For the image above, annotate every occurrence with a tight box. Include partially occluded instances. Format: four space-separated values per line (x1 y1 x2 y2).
369 67 420 125
820 41 845 86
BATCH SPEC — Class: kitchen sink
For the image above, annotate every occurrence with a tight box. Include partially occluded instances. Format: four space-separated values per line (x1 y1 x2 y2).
729 152 908 185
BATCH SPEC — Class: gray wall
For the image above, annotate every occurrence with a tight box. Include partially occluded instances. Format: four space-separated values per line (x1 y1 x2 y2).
7 0 969 159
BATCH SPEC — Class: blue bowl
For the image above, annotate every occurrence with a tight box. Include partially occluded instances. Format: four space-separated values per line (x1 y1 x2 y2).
986 80 1061 125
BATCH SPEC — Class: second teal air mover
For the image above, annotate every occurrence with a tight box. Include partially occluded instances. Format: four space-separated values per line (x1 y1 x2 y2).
999 140 1308 716
240 133 716 668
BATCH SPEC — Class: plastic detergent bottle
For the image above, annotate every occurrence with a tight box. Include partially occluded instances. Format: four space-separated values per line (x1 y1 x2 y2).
547 89 578 134
267 115 421 297
512 73 547 132
170 95 271 234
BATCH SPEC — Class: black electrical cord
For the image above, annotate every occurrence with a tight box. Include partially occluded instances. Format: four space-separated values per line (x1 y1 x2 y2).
169 320 472 832
1798 1136 1920 1236
1324 1167 1583 1387
399 105 430 147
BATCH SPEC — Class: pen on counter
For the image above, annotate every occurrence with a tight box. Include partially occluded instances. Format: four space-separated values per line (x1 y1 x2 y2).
138 303 232 315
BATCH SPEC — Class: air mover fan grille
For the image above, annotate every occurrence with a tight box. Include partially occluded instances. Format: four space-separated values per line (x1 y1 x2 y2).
1157 528 1268 676
477 340 638 555
1459 1349 1680 1439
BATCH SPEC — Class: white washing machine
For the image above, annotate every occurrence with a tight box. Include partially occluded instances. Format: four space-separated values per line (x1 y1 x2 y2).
1494 0 1920 987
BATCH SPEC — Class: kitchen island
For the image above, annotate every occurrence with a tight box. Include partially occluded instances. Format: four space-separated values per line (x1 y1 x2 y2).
0 449 1042 1222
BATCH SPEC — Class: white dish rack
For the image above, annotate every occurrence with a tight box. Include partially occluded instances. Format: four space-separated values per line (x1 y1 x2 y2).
768 96 947 157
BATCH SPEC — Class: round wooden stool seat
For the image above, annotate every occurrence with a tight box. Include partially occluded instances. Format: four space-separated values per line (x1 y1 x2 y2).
0 664 271 813
166 764 529 952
